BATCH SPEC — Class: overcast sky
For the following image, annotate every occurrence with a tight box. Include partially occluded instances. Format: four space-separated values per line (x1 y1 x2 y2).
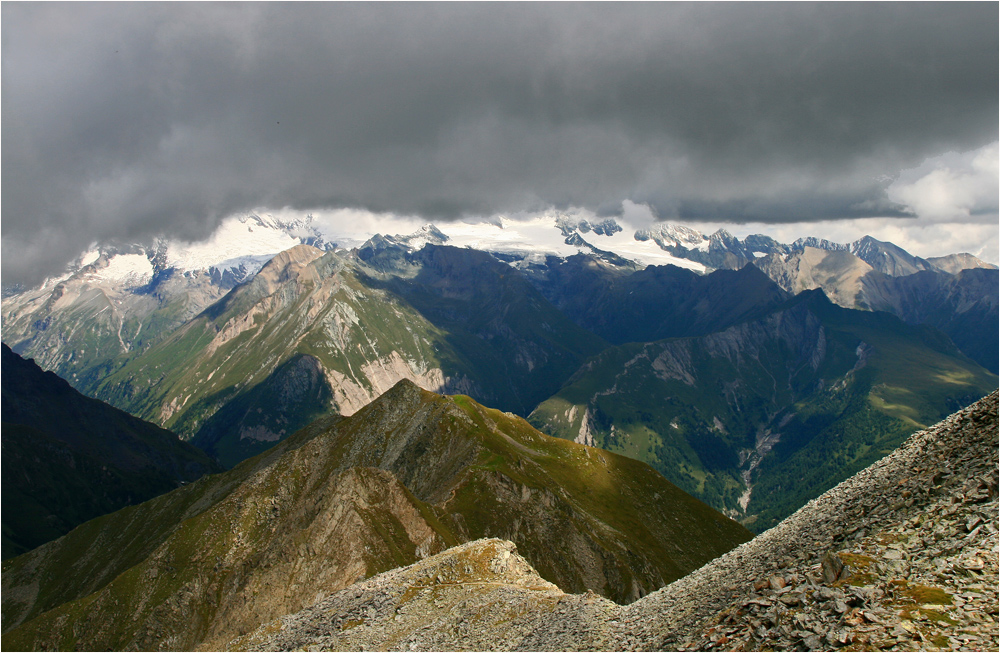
3 2 998 285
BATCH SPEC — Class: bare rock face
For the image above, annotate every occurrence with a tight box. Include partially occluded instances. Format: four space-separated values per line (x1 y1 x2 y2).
232 391 999 652
753 246 874 308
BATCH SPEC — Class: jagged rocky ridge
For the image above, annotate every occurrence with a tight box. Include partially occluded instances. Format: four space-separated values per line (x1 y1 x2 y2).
230 391 998 651
1 380 750 651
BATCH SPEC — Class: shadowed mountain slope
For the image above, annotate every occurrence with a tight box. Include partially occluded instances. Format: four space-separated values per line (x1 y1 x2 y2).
1 380 749 651
751 248 998 372
524 254 791 345
859 267 998 373
529 290 996 530
0 344 221 559
361 244 609 413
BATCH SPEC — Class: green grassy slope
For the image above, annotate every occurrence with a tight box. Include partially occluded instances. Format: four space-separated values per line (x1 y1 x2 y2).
3 381 750 651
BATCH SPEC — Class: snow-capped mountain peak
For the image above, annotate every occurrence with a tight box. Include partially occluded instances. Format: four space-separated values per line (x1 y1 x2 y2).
159 212 335 284
393 224 450 249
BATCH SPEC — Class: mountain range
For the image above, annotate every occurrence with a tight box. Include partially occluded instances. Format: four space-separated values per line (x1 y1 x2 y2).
13 390 987 652
0 212 996 652
529 290 995 528
76 242 605 467
238 391 996 652
1 214 995 523
4 214 995 383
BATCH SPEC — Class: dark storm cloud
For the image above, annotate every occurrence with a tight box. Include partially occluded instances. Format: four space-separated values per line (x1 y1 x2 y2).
2 2 997 284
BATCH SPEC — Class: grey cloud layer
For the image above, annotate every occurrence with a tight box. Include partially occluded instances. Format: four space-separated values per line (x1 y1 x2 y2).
2 3 997 284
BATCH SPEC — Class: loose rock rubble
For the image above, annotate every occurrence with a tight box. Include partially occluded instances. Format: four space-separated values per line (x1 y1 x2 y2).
229 538 620 652
233 391 999 651
681 467 998 651
622 391 999 652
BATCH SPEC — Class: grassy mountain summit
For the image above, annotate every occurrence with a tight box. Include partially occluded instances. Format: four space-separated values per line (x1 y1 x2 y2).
0 344 221 559
2 380 749 651
529 290 997 531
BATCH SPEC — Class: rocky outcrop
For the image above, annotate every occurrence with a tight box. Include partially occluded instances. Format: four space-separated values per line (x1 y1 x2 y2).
231 539 613 652
753 246 873 308
233 391 998 652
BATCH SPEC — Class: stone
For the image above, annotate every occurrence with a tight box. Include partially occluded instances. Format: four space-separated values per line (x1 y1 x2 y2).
827 629 852 647
963 557 985 571
779 593 802 606
803 633 824 650
821 551 847 584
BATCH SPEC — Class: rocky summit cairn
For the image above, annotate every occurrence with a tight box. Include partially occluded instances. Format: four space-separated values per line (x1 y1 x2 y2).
234 391 998 652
